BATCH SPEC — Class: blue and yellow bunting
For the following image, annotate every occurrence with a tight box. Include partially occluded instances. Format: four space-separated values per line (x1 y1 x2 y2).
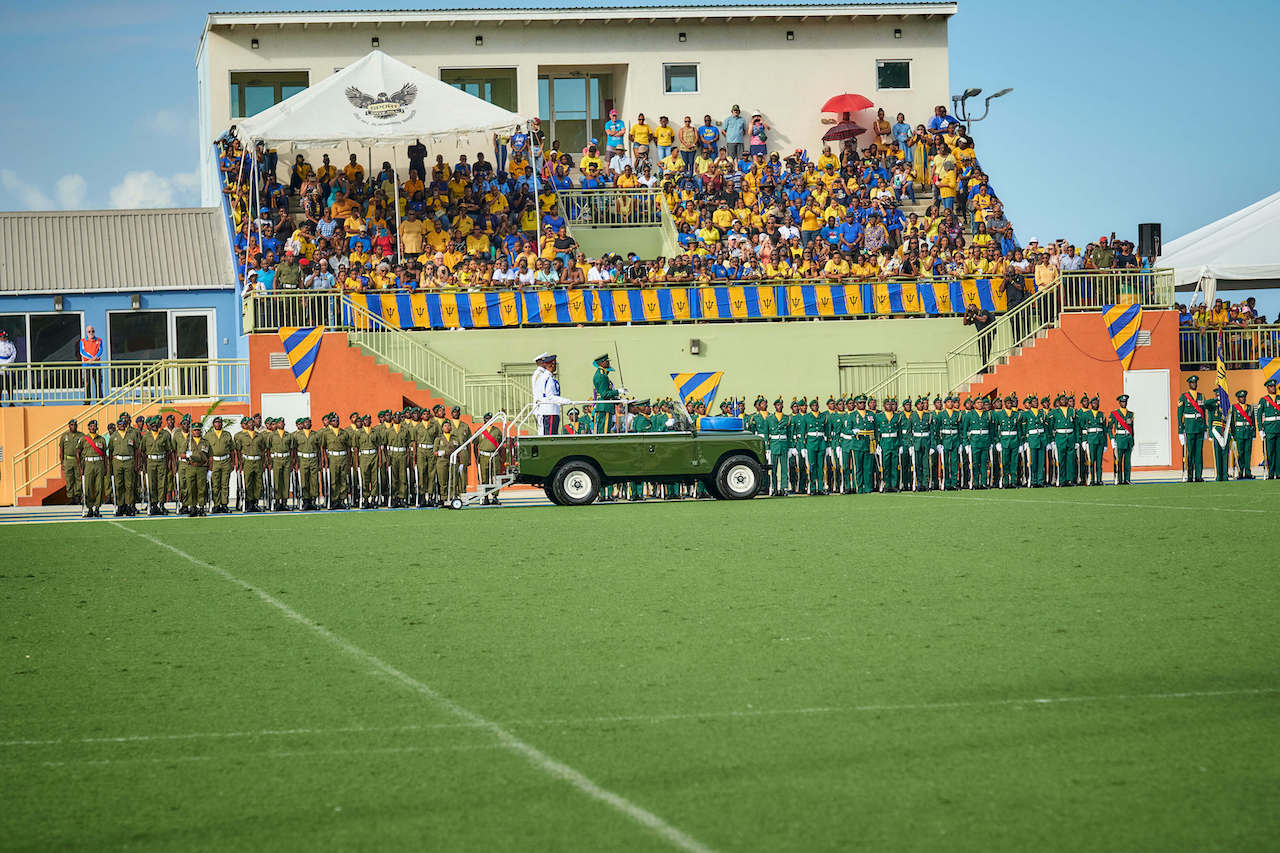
1261 356 1280 387
1216 333 1231 418
671 371 725 409
1102 302 1142 371
278 326 323 392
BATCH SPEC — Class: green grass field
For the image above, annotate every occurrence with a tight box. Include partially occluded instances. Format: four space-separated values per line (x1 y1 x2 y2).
3 484 1278 851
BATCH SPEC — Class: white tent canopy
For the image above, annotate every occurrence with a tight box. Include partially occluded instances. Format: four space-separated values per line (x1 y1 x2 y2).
1160 190 1280 293
234 50 526 151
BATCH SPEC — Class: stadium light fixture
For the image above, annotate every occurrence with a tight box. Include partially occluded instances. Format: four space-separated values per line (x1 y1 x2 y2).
962 87 982 99
991 87 1014 99
952 85 1014 132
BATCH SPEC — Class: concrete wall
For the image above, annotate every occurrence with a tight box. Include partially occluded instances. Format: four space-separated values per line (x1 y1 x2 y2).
200 14 950 203
413 316 971 402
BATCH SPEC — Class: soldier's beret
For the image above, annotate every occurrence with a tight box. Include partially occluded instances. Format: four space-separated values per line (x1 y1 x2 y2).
566 408 579 416
241 416 252 425
483 412 494 421
773 397 784 405
295 418 306 425
180 414 192 423
349 411 360 418
191 423 203 431
1186 375 1198 384
87 419 97 428
450 406 461 414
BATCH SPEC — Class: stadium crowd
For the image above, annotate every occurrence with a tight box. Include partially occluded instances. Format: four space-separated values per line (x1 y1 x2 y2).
217 103 1149 305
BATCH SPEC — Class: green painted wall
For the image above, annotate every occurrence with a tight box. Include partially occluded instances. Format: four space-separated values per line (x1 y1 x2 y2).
412 317 971 402
567 225 671 261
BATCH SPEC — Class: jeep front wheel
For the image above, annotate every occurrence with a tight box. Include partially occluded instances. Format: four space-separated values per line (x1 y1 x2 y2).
553 461 601 506
714 454 762 500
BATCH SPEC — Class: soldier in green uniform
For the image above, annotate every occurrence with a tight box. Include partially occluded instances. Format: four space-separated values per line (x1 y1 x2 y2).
234 415 265 512
745 396 767 491
956 397 975 488
141 415 173 514
1049 393 1078 486
1021 395 1048 487
108 412 138 516
935 396 960 490
801 398 826 495
474 412 505 504
1109 395 1135 485
1259 379 1280 479
988 395 1005 486
266 417 293 510
433 419 461 504
180 423 210 516
450 406 473 498
764 397 791 496
409 408 434 506
962 396 993 489
1082 396 1108 485
821 397 840 492
849 395 874 494
130 415 146 511
203 416 235 513
319 411 350 509
1229 390 1256 479
1177 375 1208 482
627 400 652 500
293 416 322 510
163 414 181 506
592 354 622 434
786 398 804 493
994 394 1021 488
872 397 901 492
929 395 945 489
831 398 851 494
77 420 107 518
382 410 411 507
906 398 929 492
59 419 82 505
1207 393 1231 482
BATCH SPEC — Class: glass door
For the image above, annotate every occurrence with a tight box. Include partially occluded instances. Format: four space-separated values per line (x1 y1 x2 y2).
171 311 213 397
539 73 612 157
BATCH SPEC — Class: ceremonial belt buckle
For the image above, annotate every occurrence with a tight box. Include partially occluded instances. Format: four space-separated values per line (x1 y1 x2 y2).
360 449 378 455
211 454 230 461
243 455 260 460
147 454 166 459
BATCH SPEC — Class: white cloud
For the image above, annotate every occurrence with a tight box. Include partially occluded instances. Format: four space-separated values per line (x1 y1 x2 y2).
1 169 54 209
55 174 88 209
108 170 200 209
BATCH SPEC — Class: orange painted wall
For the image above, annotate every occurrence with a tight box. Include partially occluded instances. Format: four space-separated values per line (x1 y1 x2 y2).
3 401 249 506
965 310 1183 470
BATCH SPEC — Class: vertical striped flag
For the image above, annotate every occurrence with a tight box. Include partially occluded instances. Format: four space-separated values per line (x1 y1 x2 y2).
671 371 724 410
278 327 323 392
1102 303 1142 370
1261 356 1280 387
1215 332 1231 416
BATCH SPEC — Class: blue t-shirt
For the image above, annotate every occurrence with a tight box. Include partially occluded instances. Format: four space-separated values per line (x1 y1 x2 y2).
892 122 913 145
838 222 862 247
604 120 626 147
541 213 566 231
257 269 275 290
698 125 720 146
821 226 842 247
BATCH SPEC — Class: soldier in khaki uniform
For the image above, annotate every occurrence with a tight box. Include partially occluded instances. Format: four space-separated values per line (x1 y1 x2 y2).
474 412 505 505
142 415 173 515
266 417 294 511
293 416 322 510
433 418 462 504
109 412 138 516
163 414 180 505
130 415 146 511
77 420 108 518
425 404 448 504
383 410 412 507
180 423 210 516
319 411 350 509
204 416 236 513
345 411 363 506
354 414 381 508
450 406 473 496
234 415 266 512
59 419 82 505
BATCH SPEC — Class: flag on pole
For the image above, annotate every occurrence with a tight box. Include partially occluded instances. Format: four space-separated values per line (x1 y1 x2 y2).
671 371 724 410
1102 303 1142 370
1215 332 1231 415
278 327 323 392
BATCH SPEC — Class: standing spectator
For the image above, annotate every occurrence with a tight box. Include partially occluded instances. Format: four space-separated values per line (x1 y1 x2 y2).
677 116 699 174
276 253 303 290
653 116 675 161
723 105 747 159
399 210 425 256
629 113 652 163
892 112 913 164
748 114 770 157
79 325 103 403
697 115 721 157
928 105 959 136
0 329 16 406
964 303 995 371
407 138 428 182
1087 236 1116 269
872 108 893 149
603 110 627 158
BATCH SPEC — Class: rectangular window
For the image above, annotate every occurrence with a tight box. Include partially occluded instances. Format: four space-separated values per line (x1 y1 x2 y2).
440 68 517 112
108 311 168 362
876 60 911 90
230 71 310 118
663 63 699 94
28 314 81 362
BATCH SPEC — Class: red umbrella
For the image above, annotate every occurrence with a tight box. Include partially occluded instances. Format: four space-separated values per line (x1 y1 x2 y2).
822 93 874 114
822 121 866 143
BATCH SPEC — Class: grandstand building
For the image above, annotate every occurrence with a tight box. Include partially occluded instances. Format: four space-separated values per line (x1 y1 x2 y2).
197 2 956 203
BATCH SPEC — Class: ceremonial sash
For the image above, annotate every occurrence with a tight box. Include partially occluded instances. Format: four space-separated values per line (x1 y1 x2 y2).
1262 396 1280 415
1111 411 1134 436
480 430 501 449
1183 392 1204 417
83 436 105 458
1232 403 1254 428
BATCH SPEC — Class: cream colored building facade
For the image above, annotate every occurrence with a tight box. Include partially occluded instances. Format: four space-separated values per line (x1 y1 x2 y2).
197 3 955 203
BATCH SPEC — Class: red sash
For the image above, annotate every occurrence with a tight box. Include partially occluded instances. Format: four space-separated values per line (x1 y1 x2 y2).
83 435 105 458
480 429 501 449
1233 403 1255 428
1183 392 1204 417
1110 411 1134 435
1263 396 1280 415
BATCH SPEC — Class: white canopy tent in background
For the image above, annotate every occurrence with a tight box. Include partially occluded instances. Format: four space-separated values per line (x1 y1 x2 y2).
1159 190 1280 304
233 50 530 265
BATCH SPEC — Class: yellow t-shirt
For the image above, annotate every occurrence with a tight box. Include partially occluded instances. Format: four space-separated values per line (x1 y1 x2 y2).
653 125 676 147
631 123 652 144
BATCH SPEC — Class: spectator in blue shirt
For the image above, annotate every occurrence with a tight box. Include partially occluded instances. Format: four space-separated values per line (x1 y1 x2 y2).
697 115 720 156
603 111 626 157
927 105 959 136
722 105 747 159
892 112 913 162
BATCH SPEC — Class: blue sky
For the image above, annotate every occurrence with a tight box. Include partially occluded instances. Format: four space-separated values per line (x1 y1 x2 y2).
1 0 1277 309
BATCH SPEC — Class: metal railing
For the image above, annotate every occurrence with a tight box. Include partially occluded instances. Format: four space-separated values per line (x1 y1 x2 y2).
0 360 247 406
243 290 354 335
945 276 1064 391
12 358 249 500
556 187 666 227
1179 324 1280 370
864 362 948 401
463 373 533 419
345 297 468 408
1059 268 1174 311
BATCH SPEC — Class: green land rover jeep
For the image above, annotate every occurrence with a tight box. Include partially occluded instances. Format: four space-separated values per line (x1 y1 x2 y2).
513 413 766 505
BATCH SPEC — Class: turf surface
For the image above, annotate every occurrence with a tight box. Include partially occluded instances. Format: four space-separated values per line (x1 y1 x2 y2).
3 484 1278 851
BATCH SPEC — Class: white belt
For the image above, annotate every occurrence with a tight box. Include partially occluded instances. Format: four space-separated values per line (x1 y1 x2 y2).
114 454 133 460
272 452 291 458
360 449 378 455
1028 429 1044 434
839 433 852 439
912 431 931 437
83 457 104 463
212 454 230 461
941 429 957 435
297 452 317 458
147 454 166 460
806 431 824 436
1000 431 1018 436
243 455 261 460
1055 428 1074 434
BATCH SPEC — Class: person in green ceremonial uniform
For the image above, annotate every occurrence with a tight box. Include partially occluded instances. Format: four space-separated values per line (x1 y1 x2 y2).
592 354 623 434
1259 379 1280 479
993 394 1021 489
293 416 322 510
935 395 962 490
822 397 841 492
874 397 904 492
1022 395 1048 487
802 398 826 495
627 400 652 500
319 412 350 509
1109 395 1135 485
1177 375 1208 482
1206 390 1230 482
963 396 993 489
59 419 82 505
1049 394 1078 486
1082 396 1107 485
353 414 381 507
433 419 462 503
786 398 804 492
764 397 791 496
233 416 264 512
850 395 876 494
180 423 210 516
142 415 173 514
77 420 107 518
832 398 852 494
1229 390 1256 479
989 395 1006 486
907 397 932 492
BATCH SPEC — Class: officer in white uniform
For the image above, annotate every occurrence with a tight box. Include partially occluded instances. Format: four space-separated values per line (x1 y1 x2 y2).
531 352 570 435
0 329 16 406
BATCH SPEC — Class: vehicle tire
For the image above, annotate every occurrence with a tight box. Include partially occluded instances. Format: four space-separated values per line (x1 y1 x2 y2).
714 454 763 500
552 461 601 506
543 483 561 505
450 497 464 510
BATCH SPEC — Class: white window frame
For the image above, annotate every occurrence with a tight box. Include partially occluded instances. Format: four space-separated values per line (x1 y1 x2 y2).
662 62 700 96
875 59 912 92
228 68 311 119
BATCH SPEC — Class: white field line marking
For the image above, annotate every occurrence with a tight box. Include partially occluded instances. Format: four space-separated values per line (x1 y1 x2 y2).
14 743 505 769
921 493 1268 513
107 522 713 853
6 687 1275 749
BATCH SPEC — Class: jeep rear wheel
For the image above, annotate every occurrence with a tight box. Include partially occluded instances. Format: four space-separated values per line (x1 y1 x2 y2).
543 483 561 505
714 454 762 500
553 461 601 506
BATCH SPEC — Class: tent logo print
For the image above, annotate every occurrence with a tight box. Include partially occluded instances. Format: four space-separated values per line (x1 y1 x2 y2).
345 83 418 119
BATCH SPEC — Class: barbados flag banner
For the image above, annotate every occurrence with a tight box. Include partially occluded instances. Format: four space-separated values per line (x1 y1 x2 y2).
1215 333 1231 418
670 288 693 320
916 280 955 315
277 326 323 392
1261 356 1280 386
758 285 780 317
671 370 724 409
1102 302 1142 370
870 282 893 315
